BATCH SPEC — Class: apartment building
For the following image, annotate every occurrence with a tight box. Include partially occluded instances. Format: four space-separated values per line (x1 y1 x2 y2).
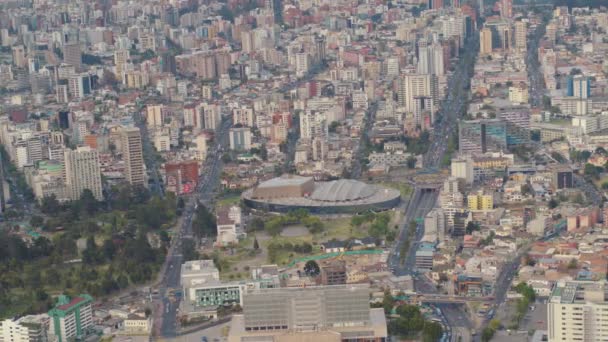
548 281 608 342
48 295 93 342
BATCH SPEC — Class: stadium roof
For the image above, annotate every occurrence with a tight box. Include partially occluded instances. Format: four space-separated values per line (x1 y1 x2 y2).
311 179 375 202
257 175 312 189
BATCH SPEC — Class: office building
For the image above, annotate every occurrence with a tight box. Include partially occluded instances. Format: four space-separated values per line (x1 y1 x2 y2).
480 28 493 55
48 294 93 342
567 75 591 99
63 43 81 71
120 127 145 187
451 157 474 184
228 285 387 342
64 147 103 201
514 21 527 51
181 260 246 312
0 315 49 342
552 166 573 190
548 281 608 342
229 127 252 151
67 74 91 99
498 109 530 146
458 119 507 155
415 243 435 270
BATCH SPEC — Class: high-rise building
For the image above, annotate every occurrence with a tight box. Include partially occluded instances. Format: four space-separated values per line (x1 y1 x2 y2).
425 208 446 242
428 0 444 10
120 127 145 187
295 52 310 78
11 45 27 68
548 281 608 342
64 147 103 201
67 74 91 99
398 74 438 116
146 105 165 128
48 294 93 342
467 191 493 211
229 127 252 151
500 0 513 19
514 21 527 51
58 111 71 129
63 43 81 71
417 41 445 76
114 49 129 76
498 109 530 146
0 315 49 342
480 28 493 55
451 157 474 184
228 285 387 342
458 119 507 155
568 75 591 99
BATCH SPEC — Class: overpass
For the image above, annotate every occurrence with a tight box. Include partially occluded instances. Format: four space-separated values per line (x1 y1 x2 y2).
417 294 494 304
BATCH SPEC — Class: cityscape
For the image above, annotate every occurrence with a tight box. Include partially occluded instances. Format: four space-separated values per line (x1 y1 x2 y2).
0 0 608 342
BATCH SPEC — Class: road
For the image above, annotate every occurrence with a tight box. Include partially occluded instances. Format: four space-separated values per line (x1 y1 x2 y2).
351 101 378 179
386 31 480 341
156 118 231 338
388 188 437 275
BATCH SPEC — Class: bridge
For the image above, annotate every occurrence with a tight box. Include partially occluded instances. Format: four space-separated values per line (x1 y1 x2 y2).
414 294 494 304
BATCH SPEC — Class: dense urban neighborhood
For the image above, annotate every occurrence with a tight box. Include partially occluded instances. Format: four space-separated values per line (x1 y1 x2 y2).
1 0 608 342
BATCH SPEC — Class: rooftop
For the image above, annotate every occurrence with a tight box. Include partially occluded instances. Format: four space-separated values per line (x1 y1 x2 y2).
257 174 313 189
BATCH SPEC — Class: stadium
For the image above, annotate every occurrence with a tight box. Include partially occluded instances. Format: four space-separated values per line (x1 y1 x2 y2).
242 175 401 214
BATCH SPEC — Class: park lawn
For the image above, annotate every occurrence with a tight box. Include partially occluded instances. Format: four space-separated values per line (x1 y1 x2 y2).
217 193 242 206
314 217 368 242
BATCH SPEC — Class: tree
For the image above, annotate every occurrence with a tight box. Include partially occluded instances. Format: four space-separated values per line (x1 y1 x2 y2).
382 290 395 314
548 198 559 209
192 203 216 237
584 163 601 179
329 121 340 133
40 195 61 216
422 322 443 342
141 49 156 61
568 258 578 269
182 239 199 261
481 327 495 342
466 221 480 234
248 217 265 231
30 215 44 228
253 237 259 250
303 260 320 277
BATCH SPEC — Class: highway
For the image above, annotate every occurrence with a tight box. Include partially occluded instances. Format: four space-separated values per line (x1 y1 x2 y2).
155 119 231 338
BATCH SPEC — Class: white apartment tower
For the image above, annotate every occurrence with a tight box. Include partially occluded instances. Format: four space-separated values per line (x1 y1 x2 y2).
63 146 103 201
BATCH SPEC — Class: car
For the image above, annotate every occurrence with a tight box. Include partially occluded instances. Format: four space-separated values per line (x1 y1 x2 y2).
202 337 208 342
